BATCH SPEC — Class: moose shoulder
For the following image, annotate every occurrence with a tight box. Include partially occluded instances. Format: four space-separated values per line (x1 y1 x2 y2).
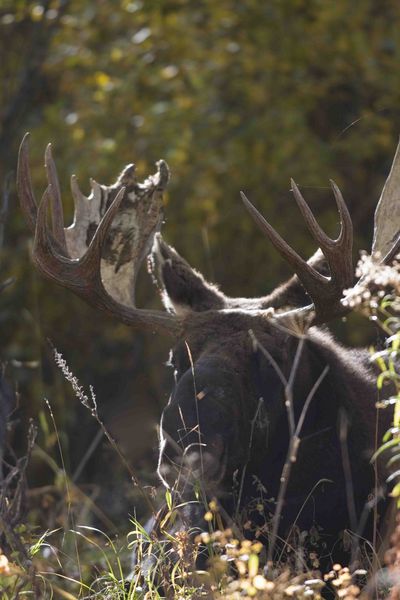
18 134 400 568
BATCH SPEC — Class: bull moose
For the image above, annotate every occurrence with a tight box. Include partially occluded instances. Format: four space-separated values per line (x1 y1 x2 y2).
17 134 400 571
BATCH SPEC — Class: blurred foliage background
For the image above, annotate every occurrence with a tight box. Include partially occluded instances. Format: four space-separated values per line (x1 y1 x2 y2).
1 0 400 526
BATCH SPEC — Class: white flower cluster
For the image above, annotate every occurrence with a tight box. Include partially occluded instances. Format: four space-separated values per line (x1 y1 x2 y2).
343 252 400 310
53 349 97 415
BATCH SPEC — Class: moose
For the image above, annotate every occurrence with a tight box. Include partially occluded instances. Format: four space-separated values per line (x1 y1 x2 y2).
17 134 400 570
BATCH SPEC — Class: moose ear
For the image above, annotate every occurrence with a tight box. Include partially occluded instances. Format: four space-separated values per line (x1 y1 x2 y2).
148 234 226 316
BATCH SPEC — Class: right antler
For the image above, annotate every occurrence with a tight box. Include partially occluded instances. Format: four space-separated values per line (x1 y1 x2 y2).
242 174 399 326
241 181 354 325
17 134 181 336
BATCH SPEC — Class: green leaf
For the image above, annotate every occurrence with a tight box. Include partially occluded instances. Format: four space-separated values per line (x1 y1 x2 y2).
165 488 172 511
387 453 400 468
391 481 400 498
372 438 400 462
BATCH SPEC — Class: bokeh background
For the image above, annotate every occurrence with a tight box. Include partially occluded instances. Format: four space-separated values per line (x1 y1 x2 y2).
1 0 400 526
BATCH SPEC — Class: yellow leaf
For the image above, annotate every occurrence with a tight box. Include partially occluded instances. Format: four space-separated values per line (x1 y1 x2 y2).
248 553 259 578
111 48 123 62
94 71 111 89
72 128 85 141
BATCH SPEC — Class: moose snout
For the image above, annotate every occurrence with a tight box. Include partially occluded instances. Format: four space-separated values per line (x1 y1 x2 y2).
158 425 227 492
183 433 225 480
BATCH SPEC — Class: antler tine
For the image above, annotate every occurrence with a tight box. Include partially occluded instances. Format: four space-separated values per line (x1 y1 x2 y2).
242 186 355 325
329 180 353 250
70 174 87 222
17 133 38 232
81 187 126 275
34 184 124 286
321 181 354 294
290 179 333 249
34 186 76 283
290 179 353 257
291 178 353 291
45 144 67 254
18 135 69 257
240 191 326 288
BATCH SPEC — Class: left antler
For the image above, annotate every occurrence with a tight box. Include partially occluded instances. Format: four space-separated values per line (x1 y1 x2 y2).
17 134 181 336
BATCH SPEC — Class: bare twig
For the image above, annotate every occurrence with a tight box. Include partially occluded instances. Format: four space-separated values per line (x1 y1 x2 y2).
267 365 329 564
72 428 104 483
0 421 37 563
185 341 204 482
253 325 330 567
339 409 360 567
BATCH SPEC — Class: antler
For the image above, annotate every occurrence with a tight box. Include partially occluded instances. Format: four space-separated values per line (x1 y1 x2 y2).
17 134 181 336
372 139 400 265
242 171 400 326
241 182 354 326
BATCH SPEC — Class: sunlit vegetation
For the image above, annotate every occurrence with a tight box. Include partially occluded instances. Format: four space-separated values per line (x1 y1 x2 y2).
1 1 400 598
0 258 399 597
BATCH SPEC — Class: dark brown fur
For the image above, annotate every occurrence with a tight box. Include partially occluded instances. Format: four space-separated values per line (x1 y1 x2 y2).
148 237 390 570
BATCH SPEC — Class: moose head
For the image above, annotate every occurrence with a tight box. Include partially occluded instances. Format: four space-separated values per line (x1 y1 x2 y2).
17 134 400 566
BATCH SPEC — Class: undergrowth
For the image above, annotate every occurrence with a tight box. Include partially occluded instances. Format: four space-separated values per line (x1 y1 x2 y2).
1 253 400 599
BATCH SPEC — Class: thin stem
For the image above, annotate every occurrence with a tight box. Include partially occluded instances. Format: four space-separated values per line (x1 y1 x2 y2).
235 397 264 521
339 409 359 567
286 338 306 437
249 330 287 389
267 365 329 565
185 341 204 482
45 398 82 591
